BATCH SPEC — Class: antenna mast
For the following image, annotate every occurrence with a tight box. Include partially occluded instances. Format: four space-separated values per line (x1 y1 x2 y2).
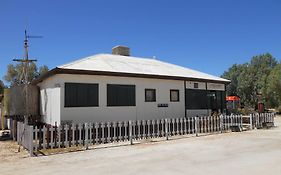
12 30 42 123
13 30 40 84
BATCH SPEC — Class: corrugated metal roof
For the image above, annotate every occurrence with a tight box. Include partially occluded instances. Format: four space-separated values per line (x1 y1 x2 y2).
58 54 229 82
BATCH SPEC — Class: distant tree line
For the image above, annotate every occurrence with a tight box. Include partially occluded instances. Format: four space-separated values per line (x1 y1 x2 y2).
221 53 281 111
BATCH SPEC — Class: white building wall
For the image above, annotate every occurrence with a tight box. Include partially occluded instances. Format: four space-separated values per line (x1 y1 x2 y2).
185 81 206 90
40 74 185 125
38 77 61 125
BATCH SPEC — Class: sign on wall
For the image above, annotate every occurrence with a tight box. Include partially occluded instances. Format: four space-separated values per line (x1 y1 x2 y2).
207 83 225 91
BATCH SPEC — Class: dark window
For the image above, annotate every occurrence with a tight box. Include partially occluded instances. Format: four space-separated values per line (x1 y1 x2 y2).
207 90 226 113
194 83 199 89
186 89 226 111
65 83 99 107
170 89 180 102
107 84 136 106
145 89 156 102
185 89 207 109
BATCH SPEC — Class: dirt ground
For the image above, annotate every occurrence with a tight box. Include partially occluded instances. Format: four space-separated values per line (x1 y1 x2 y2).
1 116 281 175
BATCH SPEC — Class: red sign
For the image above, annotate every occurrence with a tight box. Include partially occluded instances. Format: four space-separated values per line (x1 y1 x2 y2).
226 96 240 101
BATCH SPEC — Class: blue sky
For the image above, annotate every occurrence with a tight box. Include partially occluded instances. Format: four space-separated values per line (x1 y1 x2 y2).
1 0 281 84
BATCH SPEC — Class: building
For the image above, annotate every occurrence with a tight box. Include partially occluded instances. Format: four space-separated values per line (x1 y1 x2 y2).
34 46 230 125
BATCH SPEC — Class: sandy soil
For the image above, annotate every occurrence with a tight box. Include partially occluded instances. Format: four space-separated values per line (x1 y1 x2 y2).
0 116 281 175
0 140 29 162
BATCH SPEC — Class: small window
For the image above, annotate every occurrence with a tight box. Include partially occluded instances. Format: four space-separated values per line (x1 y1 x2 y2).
170 89 180 102
107 84 136 106
145 89 156 102
194 83 199 89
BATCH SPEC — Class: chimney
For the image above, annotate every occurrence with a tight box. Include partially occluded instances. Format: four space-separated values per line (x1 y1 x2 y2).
112 45 130 56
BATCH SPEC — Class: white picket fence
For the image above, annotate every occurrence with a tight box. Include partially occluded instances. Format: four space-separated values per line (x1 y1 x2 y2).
16 113 275 156
251 113 275 129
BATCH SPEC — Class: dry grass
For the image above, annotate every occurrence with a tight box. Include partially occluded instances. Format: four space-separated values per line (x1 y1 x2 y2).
0 140 29 162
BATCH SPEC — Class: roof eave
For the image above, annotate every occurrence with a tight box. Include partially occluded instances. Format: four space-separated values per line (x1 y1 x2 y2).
32 68 231 85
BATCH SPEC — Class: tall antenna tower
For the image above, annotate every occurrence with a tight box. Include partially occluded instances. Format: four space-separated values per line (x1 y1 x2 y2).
13 30 42 84
12 30 42 123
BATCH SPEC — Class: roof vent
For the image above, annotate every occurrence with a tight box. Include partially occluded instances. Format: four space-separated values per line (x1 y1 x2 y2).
112 45 130 56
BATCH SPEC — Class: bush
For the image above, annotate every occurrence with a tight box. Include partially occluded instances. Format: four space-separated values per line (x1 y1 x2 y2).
277 106 281 114
238 107 255 115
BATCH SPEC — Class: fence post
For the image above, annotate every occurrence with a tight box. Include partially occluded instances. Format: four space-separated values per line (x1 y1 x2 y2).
240 114 243 131
85 123 89 150
220 115 223 133
195 117 198 137
273 113 275 126
250 114 253 130
129 120 133 145
165 118 169 140
43 126 46 149
29 125 34 157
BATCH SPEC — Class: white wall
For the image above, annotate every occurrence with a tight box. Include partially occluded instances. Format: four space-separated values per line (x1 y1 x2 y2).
185 81 206 90
38 75 226 125
38 77 61 125
40 74 185 125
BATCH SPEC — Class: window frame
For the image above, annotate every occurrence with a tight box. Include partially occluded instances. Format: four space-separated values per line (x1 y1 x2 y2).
185 89 207 109
145 89 156 102
194 83 199 89
170 89 180 102
64 82 99 108
107 84 136 107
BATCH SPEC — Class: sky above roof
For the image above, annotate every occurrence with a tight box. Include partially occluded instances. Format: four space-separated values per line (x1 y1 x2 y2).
0 0 281 84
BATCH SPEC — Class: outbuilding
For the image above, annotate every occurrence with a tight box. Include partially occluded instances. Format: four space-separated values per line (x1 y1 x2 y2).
34 46 230 125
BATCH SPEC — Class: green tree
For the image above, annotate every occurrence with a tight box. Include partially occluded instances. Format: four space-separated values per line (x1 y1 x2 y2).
221 64 247 96
222 53 278 108
0 80 4 94
248 53 277 107
38 65 49 76
4 63 49 86
266 63 281 108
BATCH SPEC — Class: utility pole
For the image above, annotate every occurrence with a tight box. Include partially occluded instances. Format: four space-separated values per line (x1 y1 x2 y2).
12 30 41 124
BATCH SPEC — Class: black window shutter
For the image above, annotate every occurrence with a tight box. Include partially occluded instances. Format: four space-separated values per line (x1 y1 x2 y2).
65 83 99 107
107 84 136 106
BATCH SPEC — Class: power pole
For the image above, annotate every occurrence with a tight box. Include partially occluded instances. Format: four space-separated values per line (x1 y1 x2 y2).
12 30 41 124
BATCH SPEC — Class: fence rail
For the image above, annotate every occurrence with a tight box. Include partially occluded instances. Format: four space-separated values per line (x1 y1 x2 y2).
15 113 275 156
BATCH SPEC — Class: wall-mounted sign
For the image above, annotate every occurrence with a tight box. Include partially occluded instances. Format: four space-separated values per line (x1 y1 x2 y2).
207 83 225 91
158 103 169 108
